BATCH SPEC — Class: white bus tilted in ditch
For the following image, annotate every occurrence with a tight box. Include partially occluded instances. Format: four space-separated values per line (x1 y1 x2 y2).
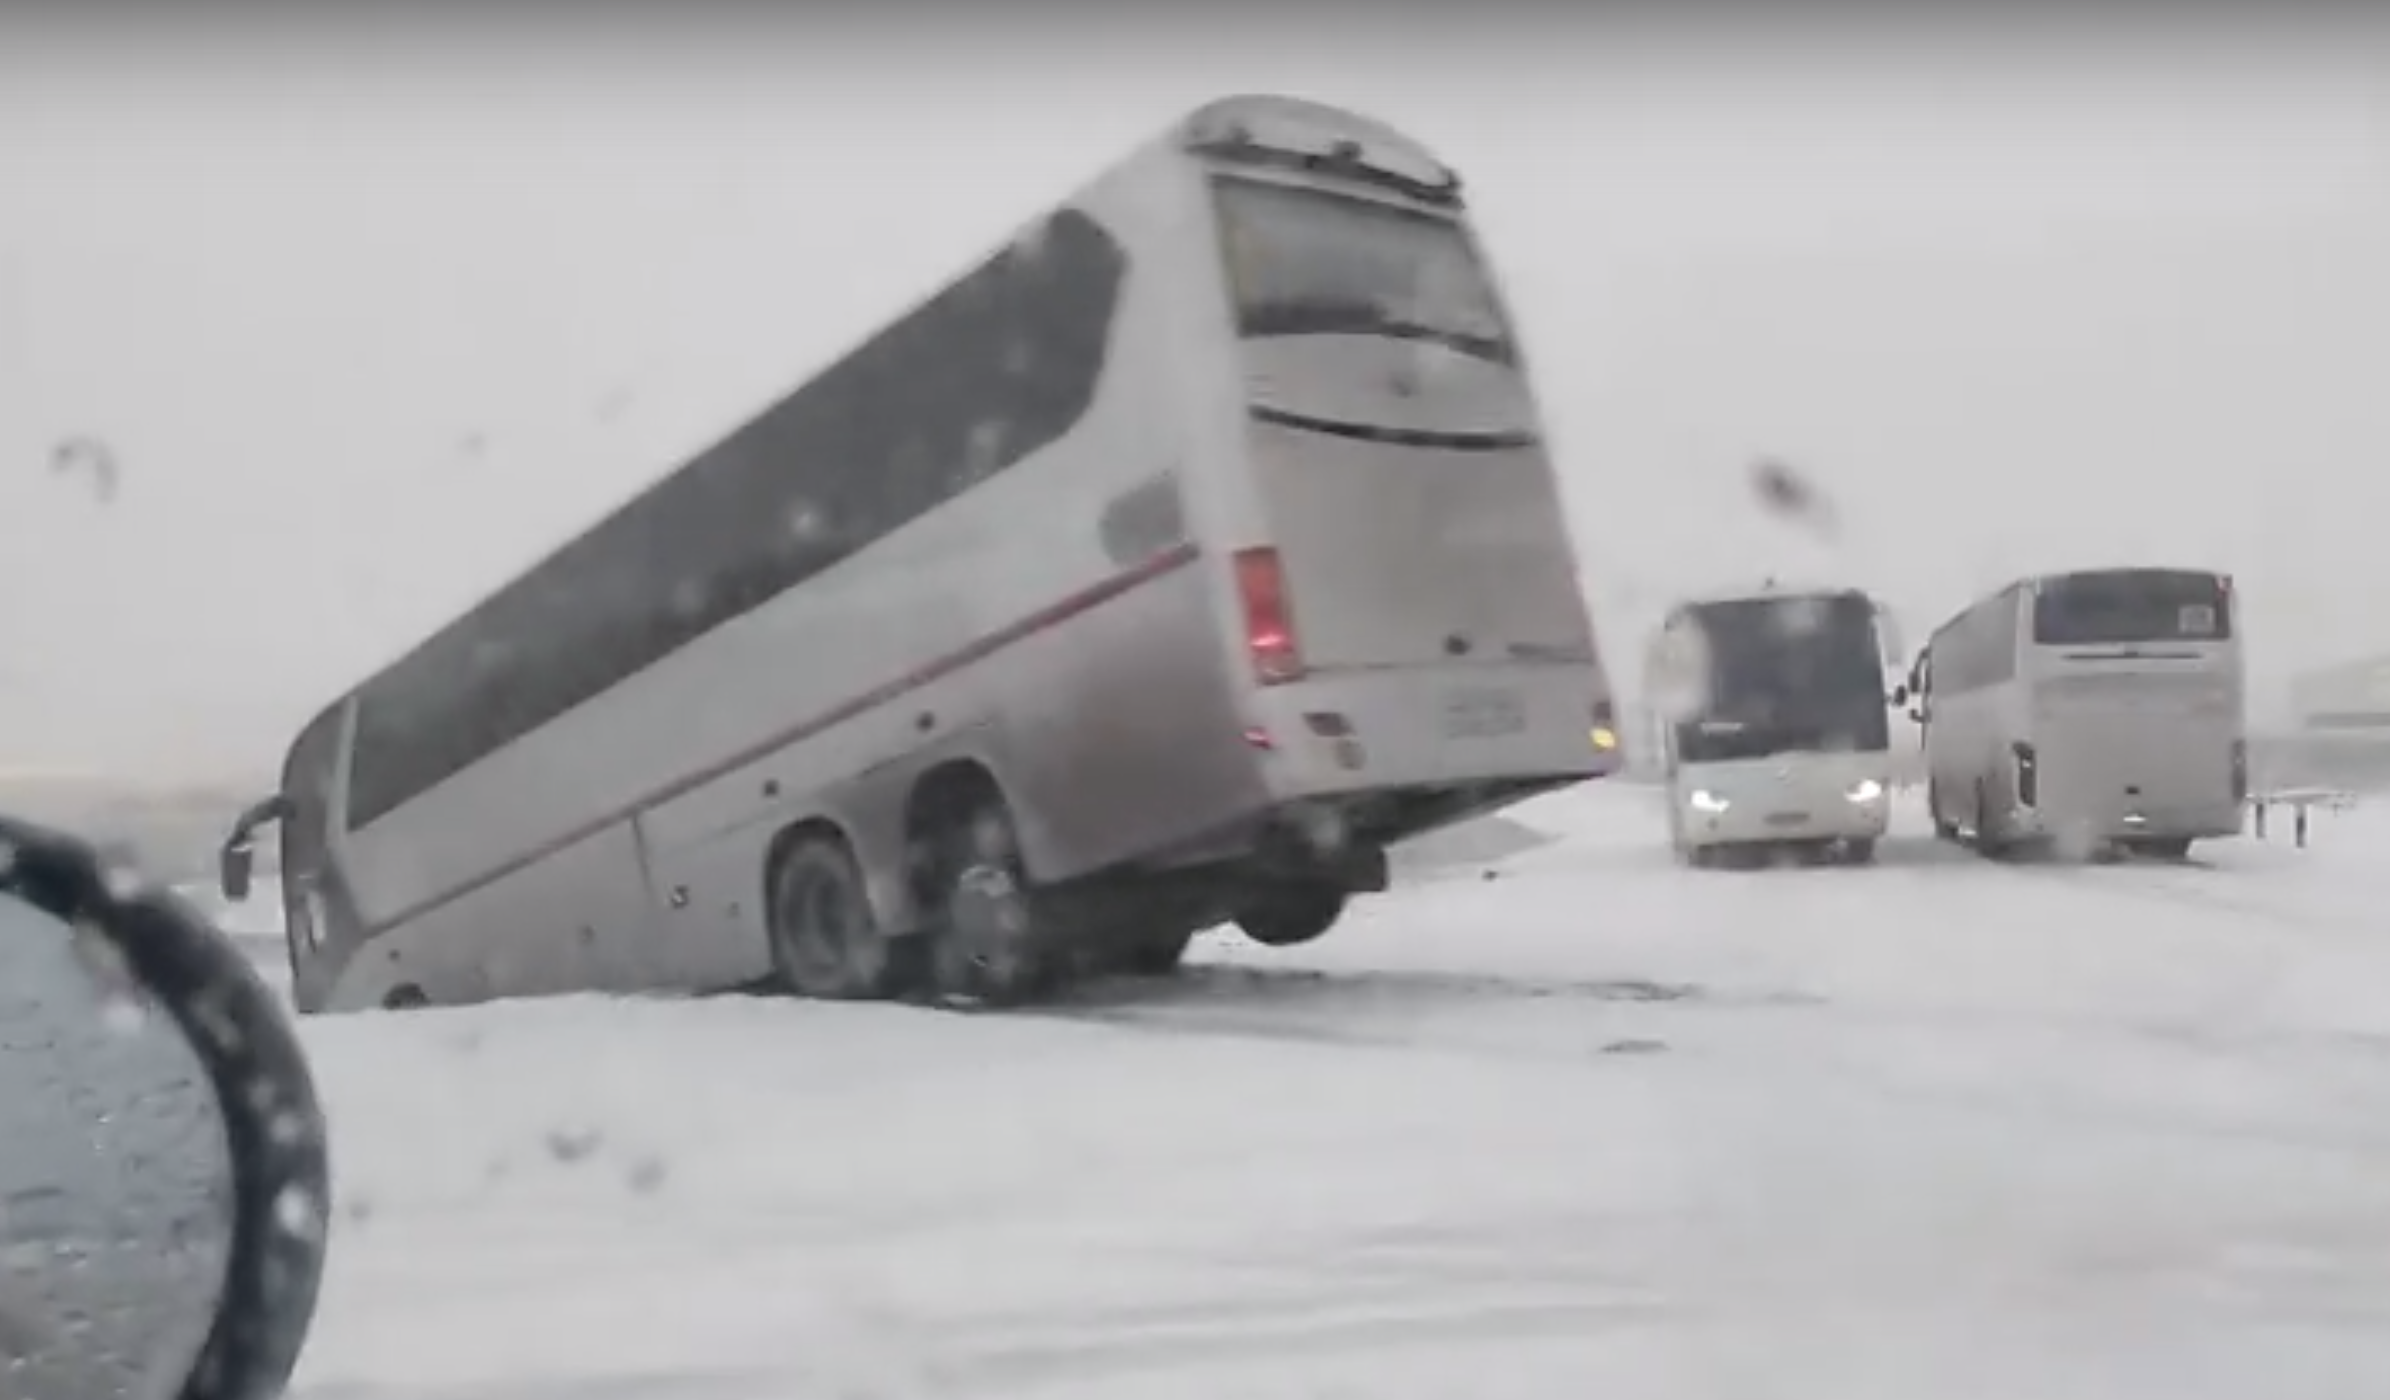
217 92 1625 1015
1648 586 1901 868
1908 566 2246 861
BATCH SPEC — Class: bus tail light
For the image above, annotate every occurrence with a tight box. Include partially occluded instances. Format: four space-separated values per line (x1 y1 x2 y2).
2012 740 2039 808
1234 548 1305 685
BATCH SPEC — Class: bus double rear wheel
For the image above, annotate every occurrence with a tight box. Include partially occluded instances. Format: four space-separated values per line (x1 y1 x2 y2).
924 799 1063 1009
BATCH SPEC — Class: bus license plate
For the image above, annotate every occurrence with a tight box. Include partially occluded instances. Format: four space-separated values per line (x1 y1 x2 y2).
1442 686 1526 739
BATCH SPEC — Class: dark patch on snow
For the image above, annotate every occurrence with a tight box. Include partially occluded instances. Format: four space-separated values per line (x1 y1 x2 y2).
1060 962 1704 1013
1387 813 1556 878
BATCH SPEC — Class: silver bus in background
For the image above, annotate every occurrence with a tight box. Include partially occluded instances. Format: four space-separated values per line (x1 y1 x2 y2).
1911 566 2246 861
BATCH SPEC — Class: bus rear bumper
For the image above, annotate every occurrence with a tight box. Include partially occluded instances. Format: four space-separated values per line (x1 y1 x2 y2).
2008 804 2242 848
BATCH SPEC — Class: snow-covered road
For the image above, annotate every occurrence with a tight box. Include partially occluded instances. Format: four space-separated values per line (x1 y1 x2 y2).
242 786 2390 1399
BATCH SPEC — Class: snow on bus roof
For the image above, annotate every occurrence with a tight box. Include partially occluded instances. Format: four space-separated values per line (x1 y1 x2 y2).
1178 93 1452 190
1668 580 1874 612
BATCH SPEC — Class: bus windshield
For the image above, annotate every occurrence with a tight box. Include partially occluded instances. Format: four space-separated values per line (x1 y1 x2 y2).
1211 177 1515 366
2032 569 2233 647
1674 593 1891 764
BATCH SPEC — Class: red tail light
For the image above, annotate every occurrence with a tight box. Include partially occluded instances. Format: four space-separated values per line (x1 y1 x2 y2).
1233 547 1304 684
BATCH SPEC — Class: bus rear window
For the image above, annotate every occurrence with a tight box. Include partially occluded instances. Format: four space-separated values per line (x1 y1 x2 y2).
2031 569 2232 647
1211 177 1515 365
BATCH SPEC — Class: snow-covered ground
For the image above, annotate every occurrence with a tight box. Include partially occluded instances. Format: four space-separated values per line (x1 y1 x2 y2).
226 786 2390 1400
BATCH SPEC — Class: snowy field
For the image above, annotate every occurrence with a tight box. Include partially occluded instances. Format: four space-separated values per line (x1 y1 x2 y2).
210 785 2390 1400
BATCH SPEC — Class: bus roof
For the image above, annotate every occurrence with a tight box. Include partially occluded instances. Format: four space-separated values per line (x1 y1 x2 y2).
1932 564 2230 620
1666 583 1872 618
1179 93 1460 206
2024 564 2228 589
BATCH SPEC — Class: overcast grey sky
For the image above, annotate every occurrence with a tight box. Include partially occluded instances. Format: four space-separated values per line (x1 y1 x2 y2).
2 11 2384 783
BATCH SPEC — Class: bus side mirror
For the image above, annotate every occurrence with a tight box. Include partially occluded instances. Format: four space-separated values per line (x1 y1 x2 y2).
220 835 254 902
218 792 293 903
1889 683 1909 708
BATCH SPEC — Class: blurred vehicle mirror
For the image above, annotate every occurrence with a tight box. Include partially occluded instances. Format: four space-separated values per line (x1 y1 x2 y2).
0 815 331 1400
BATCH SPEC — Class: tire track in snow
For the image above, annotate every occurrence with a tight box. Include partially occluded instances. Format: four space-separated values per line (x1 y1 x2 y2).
1915 829 2364 937
1016 963 1740 1064
294 1368 789 1400
2021 858 2368 936
933 1289 1679 1394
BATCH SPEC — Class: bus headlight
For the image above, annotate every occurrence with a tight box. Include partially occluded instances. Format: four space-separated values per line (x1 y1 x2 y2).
1689 789 1731 814
1845 779 1885 805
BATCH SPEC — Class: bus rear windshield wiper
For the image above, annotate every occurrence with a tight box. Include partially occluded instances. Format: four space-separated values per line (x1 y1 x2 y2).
1248 403 1535 451
1236 299 1514 366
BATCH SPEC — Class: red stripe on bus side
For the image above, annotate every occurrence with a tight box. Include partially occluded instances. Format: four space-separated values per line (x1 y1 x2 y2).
366 541 1205 934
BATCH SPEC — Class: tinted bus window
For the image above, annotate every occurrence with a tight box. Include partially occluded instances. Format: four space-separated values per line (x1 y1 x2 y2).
1673 593 1890 762
1212 178 1515 368
2032 570 2232 647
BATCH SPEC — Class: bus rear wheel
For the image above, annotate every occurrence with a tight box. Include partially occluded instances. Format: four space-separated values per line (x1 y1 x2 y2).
1236 881 1346 949
1928 781 1960 841
1113 929 1195 977
1971 780 2010 859
768 835 895 1001
925 798 1062 1009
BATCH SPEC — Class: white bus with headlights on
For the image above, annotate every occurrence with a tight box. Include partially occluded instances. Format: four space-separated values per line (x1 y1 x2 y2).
1651 585 1901 868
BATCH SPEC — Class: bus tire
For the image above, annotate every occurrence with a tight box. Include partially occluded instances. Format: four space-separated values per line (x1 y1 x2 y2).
925 796 1060 1009
767 835 895 1001
383 984 431 1012
1116 930 1194 977
1972 785 2047 862
1841 839 1877 866
1236 881 1346 948
1928 781 1959 841
1972 780 2006 859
